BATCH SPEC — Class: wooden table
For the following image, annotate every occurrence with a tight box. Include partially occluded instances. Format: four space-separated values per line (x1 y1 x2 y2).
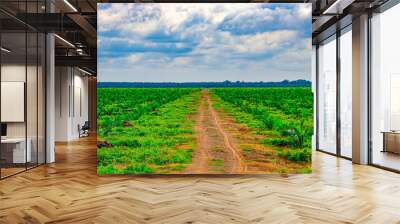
1 138 31 165
381 131 400 154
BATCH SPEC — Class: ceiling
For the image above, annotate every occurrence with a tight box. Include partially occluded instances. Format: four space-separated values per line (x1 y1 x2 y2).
0 0 394 75
310 0 390 43
0 0 97 75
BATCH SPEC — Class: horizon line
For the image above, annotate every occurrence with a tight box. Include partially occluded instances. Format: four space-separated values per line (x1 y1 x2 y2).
97 79 311 83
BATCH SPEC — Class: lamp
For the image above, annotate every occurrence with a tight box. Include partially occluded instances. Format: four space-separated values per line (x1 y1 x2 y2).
63 0 78 12
1 47 11 53
78 67 93 76
54 34 75 48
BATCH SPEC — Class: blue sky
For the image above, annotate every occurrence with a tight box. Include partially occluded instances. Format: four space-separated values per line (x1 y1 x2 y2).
98 3 311 82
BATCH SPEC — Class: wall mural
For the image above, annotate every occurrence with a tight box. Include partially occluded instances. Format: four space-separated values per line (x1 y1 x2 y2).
97 3 313 174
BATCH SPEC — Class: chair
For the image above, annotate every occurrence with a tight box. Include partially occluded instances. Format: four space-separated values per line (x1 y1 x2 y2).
79 121 90 138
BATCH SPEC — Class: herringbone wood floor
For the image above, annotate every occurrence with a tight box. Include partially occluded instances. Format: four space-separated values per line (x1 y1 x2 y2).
1 136 400 224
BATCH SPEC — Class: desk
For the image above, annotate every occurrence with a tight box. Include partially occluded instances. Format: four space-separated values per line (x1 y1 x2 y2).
382 131 400 154
1 138 31 163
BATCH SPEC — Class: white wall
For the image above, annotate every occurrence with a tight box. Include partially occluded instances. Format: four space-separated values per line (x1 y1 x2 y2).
55 67 89 141
1 82 25 122
1 65 42 137
72 73 89 138
1 63 46 164
55 66 70 141
1 65 26 138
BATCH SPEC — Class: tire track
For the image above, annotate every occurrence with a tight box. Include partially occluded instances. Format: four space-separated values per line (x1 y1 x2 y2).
186 90 246 174
205 91 247 173
185 93 210 173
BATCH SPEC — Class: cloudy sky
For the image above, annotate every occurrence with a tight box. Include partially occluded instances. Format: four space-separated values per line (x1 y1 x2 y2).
98 3 311 82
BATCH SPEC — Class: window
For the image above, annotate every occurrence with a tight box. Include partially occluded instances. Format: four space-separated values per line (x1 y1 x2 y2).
317 35 337 154
0 2 46 179
339 27 352 158
370 3 400 171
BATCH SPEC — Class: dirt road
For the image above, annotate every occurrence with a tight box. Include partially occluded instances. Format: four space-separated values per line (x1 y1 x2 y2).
185 90 246 173
185 89 308 174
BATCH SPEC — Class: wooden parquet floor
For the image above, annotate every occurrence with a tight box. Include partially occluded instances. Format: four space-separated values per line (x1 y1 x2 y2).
1 136 400 224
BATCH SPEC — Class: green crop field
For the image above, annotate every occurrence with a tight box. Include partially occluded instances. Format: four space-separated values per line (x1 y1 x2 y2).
97 88 200 174
97 87 313 174
211 88 313 163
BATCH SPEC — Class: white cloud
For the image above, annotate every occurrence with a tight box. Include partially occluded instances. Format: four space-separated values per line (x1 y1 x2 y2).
173 56 191 66
121 20 159 36
98 3 312 82
98 4 130 31
127 54 142 63
233 30 297 53
297 4 312 19
99 4 261 35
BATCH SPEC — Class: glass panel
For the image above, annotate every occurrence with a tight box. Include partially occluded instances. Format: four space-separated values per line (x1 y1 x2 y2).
371 4 400 171
26 0 39 169
0 9 2 179
340 28 352 158
318 36 337 154
312 45 317 151
27 31 38 169
38 32 45 165
1 30 27 177
0 1 46 178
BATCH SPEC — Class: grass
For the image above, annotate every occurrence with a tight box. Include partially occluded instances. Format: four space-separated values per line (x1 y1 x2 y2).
209 90 312 173
211 88 313 153
209 158 224 167
97 90 201 174
296 167 312 174
241 147 253 155
211 146 224 152
97 87 312 174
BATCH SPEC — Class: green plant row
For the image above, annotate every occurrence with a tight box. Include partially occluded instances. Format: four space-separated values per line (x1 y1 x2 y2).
212 87 313 118
211 88 313 162
97 90 201 174
97 88 198 137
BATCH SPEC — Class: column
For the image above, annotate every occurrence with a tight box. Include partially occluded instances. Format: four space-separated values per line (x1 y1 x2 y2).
352 14 369 164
